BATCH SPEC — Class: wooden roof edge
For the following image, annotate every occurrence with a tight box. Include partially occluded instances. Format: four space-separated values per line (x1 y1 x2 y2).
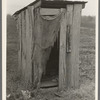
13 0 41 16
41 1 87 9
42 0 87 4
13 0 87 16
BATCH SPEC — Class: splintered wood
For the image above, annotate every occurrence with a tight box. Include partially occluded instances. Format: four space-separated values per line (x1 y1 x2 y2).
15 3 83 90
59 8 67 90
70 4 82 88
59 4 82 90
17 6 35 88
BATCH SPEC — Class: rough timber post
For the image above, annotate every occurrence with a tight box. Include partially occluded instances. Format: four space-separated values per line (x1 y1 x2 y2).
59 9 67 90
59 4 82 90
66 4 73 89
66 4 82 89
70 4 82 88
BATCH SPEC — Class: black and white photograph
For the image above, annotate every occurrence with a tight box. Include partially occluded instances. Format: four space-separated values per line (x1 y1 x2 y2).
3 0 98 99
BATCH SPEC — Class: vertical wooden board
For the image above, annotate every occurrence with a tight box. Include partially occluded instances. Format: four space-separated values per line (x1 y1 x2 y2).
28 6 33 83
29 6 35 44
29 6 35 84
30 6 35 84
71 4 82 88
31 8 43 87
30 6 35 34
40 8 60 15
66 5 73 88
25 6 34 87
25 9 30 85
25 8 31 87
17 14 22 73
59 9 67 90
21 11 27 83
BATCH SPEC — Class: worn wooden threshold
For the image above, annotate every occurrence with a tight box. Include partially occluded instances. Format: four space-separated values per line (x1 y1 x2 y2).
40 81 58 88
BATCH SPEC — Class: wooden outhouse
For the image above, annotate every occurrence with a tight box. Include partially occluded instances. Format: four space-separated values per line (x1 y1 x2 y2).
13 0 87 90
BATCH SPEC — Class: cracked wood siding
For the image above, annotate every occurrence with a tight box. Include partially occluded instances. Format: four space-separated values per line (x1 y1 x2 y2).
27 6 35 87
24 6 34 88
16 3 83 90
59 4 82 90
70 4 82 88
22 11 26 78
17 6 35 89
25 7 32 87
21 11 27 87
17 14 22 74
59 8 67 90
66 5 73 89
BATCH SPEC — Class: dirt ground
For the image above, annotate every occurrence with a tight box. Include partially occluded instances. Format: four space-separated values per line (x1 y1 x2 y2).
7 15 95 100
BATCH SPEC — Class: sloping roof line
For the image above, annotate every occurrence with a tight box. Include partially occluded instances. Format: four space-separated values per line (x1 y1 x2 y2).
13 0 41 15
13 0 87 16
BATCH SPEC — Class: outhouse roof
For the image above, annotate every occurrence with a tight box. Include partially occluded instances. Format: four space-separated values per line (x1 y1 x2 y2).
13 0 87 16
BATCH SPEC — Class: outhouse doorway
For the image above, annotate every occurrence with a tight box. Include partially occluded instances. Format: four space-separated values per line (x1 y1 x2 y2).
41 31 60 88
39 8 61 88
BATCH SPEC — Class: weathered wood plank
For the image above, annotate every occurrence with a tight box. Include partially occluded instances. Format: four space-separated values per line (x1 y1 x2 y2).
70 4 82 88
20 6 35 89
41 81 58 88
21 11 27 84
41 1 86 9
25 6 34 88
29 5 35 85
17 14 22 73
25 9 29 87
59 4 82 90
40 8 60 15
66 5 73 89
59 9 67 90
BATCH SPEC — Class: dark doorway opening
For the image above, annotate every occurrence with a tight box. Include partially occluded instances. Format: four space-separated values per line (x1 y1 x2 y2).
41 36 59 88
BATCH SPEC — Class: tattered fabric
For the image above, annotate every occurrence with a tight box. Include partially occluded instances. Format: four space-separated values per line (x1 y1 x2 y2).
32 8 62 88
